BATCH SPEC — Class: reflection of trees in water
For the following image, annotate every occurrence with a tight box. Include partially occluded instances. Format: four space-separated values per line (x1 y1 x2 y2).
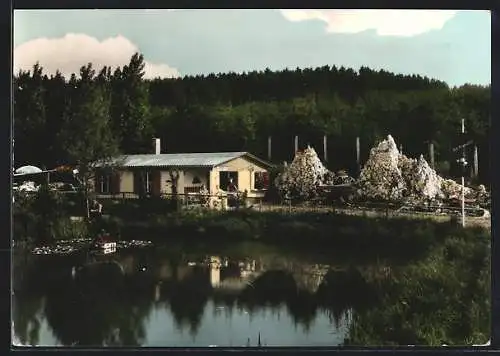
12 253 73 346
40 265 154 346
235 269 366 334
317 268 377 310
14 249 379 346
159 266 212 337
236 270 319 332
286 291 318 333
154 263 368 338
12 292 43 346
211 292 237 319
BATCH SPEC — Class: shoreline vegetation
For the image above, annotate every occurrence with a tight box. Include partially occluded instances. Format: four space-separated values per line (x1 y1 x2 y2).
13 207 491 346
14 186 490 253
13 188 491 346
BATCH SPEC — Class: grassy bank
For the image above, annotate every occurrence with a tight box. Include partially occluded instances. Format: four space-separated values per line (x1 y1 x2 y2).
100 209 489 264
346 233 490 346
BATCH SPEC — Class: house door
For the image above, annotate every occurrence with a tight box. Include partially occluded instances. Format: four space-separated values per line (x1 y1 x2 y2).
219 171 238 191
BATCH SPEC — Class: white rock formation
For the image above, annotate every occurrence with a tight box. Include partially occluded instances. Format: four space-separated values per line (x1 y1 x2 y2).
273 135 483 204
357 135 474 202
275 146 335 199
399 154 445 200
356 135 406 201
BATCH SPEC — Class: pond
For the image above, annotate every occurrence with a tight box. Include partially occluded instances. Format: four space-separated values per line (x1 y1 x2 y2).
12 240 367 347
12 232 490 347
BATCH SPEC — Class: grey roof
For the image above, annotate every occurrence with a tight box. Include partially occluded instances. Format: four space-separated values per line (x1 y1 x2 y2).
99 152 272 169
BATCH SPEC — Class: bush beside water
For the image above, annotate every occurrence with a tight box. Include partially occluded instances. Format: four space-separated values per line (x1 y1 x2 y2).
13 186 89 245
346 231 490 346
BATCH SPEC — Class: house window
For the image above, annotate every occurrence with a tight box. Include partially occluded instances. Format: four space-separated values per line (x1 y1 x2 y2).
145 171 152 193
219 171 238 191
254 172 269 190
134 170 153 195
99 174 111 194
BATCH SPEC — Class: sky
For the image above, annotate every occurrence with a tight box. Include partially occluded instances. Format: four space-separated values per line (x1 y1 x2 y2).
13 9 491 87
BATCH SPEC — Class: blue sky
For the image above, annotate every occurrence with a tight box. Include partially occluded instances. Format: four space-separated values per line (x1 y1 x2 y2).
14 9 490 87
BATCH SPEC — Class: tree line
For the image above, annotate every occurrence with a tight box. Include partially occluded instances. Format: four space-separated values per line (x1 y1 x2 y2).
14 53 491 183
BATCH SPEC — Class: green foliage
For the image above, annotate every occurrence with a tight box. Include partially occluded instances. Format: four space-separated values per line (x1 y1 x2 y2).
345 229 490 346
14 57 490 185
14 64 47 168
60 63 119 174
13 186 89 245
101 197 178 219
110 53 153 153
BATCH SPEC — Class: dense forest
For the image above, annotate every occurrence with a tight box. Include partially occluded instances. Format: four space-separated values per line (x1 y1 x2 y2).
13 53 491 183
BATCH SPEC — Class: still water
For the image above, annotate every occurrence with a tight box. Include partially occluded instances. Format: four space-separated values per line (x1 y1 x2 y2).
13 241 360 347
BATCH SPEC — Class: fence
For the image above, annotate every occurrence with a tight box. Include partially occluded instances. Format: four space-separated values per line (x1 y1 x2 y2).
16 188 488 219
95 191 243 211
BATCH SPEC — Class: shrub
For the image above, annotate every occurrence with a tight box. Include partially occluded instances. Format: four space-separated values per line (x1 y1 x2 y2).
206 217 254 239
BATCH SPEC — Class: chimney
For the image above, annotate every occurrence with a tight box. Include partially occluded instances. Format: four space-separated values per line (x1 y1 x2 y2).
153 138 161 155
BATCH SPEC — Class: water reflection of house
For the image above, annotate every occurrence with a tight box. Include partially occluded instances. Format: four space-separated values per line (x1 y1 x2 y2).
292 269 328 294
209 256 262 292
113 252 329 296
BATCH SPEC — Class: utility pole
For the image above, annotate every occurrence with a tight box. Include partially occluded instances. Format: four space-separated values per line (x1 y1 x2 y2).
323 135 328 162
452 119 474 228
458 119 467 227
473 145 479 180
267 136 272 161
356 137 361 175
429 142 435 170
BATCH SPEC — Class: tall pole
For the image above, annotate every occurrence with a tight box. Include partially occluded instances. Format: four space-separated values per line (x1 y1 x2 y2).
323 135 328 162
356 137 361 175
473 145 479 179
429 142 435 170
294 136 298 154
461 119 466 228
267 136 272 161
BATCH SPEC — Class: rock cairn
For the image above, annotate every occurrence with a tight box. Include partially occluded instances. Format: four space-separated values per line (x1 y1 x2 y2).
356 135 407 201
275 146 337 200
273 136 487 205
357 135 477 203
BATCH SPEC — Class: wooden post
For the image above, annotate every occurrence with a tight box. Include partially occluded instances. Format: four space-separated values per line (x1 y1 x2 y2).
429 142 435 169
473 145 479 179
323 135 328 162
356 137 361 172
267 136 272 161
294 136 298 153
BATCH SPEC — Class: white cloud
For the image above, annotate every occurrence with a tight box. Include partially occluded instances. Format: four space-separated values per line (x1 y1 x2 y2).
279 10 457 37
14 33 180 79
